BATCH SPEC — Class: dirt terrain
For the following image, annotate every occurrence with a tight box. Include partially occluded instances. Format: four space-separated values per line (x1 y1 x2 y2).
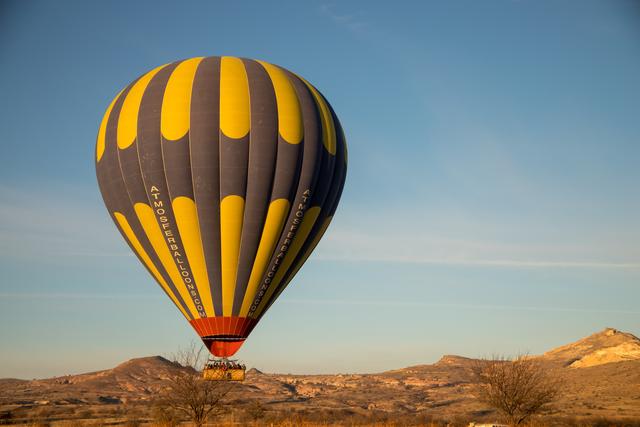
1 328 639 425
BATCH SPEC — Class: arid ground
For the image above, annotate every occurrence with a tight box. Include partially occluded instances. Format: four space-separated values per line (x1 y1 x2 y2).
1 328 639 426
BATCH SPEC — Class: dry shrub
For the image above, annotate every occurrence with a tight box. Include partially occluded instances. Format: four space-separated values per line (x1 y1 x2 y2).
156 343 234 427
474 354 560 426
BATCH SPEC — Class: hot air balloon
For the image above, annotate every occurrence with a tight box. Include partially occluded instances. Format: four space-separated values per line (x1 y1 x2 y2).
95 56 346 378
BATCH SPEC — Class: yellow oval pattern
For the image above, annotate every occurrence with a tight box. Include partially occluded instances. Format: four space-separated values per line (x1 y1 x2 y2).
220 57 250 139
300 77 336 155
258 61 303 144
96 89 123 162
161 58 203 141
117 64 166 149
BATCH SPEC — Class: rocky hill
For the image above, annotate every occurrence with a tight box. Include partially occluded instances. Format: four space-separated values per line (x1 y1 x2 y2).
543 327 640 368
1 328 639 425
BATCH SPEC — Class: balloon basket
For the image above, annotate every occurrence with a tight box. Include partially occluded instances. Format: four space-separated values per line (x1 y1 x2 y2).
202 358 246 382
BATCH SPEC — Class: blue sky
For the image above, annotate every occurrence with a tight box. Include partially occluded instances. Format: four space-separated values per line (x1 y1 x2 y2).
1 0 638 378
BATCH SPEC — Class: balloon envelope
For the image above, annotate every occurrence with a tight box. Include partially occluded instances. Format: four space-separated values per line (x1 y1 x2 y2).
96 57 346 357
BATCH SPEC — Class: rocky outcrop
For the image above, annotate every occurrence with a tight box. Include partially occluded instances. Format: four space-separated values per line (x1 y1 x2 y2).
543 328 640 368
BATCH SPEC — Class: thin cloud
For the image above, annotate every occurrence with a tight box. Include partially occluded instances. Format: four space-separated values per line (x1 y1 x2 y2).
0 184 129 259
0 292 161 300
314 253 640 269
312 223 640 270
282 298 640 315
318 3 368 35
50 251 134 258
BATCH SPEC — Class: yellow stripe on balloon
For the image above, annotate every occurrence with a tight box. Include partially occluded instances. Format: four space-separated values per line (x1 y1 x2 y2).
239 198 290 316
258 61 303 145
172 196 215 317
161 57 203 141
253 206 321 317
300 78 336 155
113 211 190 320
220 195 245 316
219 57 250 139
267 215 333 311
133 203 199 318
96 89 123 162
285 215 332 284
117 64 166 150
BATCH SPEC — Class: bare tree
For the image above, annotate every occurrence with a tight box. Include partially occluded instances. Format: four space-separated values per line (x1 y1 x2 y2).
473 354 560 426
156 342 234 427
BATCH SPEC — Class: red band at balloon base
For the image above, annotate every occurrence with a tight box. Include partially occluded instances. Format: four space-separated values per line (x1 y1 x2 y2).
189 316 257 357
205 339 245 357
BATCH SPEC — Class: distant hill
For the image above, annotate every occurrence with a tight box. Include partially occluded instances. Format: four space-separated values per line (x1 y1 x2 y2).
1 328 639 424
543 327 640 368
